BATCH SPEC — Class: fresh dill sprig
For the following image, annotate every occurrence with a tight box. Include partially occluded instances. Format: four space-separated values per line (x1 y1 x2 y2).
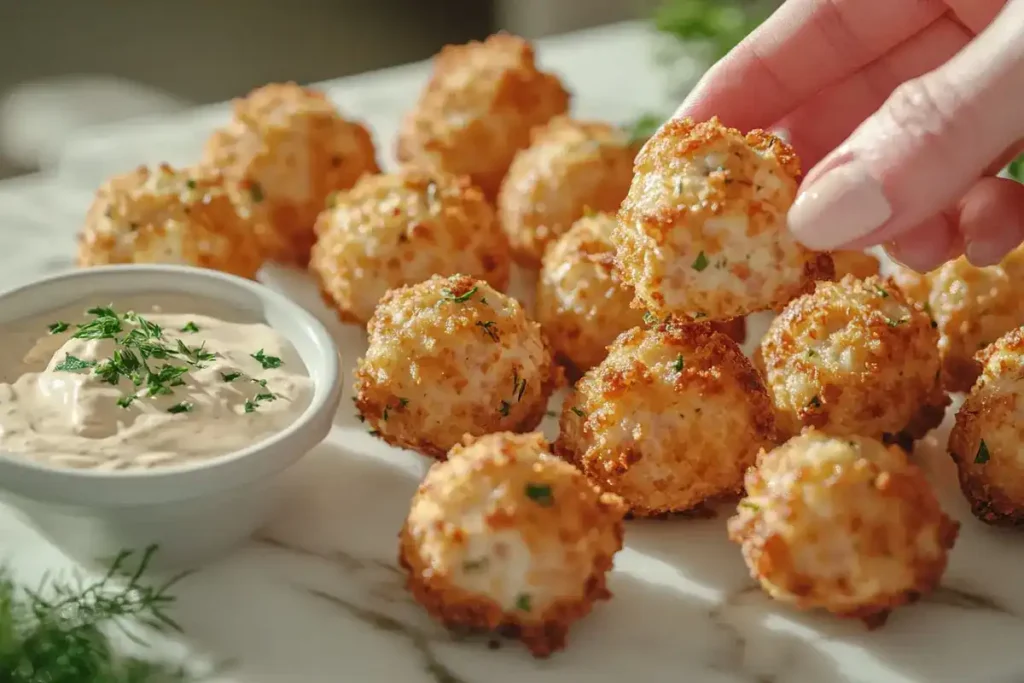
0 545 193 682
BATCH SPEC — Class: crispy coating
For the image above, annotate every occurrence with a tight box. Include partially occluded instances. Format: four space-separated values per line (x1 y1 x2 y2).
399 432 626 657
757 275 948 444
613 117 833 322
536 212 646 374
310 166 511 325
76 163 263 278
353 275 559 458
949 326 1024 525
395 33 570 200
831 250 880 280
202 82 379 265
497 117 636 266
729 431 959 626
892 247 1024 392
554 320 776 515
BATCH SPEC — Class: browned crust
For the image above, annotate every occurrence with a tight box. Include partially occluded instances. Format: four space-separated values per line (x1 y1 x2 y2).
397 497 624 657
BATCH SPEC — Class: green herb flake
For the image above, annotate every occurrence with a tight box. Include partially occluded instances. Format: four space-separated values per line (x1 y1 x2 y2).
167 401 193 414
525 482 554 507
886 316 910 328
643 310 658 325
181 321 199 333
515 593 532 612
975 439 991 465
874 286 889 298
251 349 282 369
692 251 710 272
806 349 817 358
673 354 684 372
571 406 585 418
463 558 489 572
244 400 256 414
399 397 409 407
476 320 499 341
54 354 96 372
807 395 822 408
249 182 264 202
116 394 136 409
739 500 760 512
441 285 478 303
221 371 242 382
499 400 511 417
47 321 69 335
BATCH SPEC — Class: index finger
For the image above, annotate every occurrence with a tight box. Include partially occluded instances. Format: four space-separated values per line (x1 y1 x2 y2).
675 0 944 132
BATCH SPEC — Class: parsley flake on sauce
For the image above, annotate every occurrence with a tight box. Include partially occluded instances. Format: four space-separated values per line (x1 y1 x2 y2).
251 349 282 369
54 354 96 372
47 321 69 335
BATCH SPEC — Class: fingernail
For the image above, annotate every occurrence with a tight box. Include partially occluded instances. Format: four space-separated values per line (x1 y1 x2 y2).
788 162 893 250
885 241 943 274
965 240 1005 268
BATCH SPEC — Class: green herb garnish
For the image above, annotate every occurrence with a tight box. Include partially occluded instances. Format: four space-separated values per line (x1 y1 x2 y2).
673 354 684 372
739 500 760 512
167 402 193 414
886 316 909 328
643 310 658 325
48 321 69 335
874 286 889 298
221 371 242 382
975 439 990 464
54 354 96 372
441 286 478 303
251 349 282 369
462 558 489 572
115 395 136 409
499 400 511 417
807 395 822 408
692 251 710 272
571 406 585 418
476 320 499 341
249 182 264 202
181 321 199 333
525 483 554 507
515 594 532 612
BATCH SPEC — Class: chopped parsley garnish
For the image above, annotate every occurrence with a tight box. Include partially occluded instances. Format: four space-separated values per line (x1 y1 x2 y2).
512 370 527 402
249 182 264 202
167 401 193 414
47 321 69 335
221 371 242 382
643 311 658 325
462 558 488 572
441 286 478 303
873 286 889 298
515 594 532 612
476 320 499 341
739 500 760 512
399 397 409 407
806 349 817 358
807 395 822 408
525 483 554 507
54 354 96 372
692 251 710 272
251 349 282 369
499 400 511 417
693 312 707 319
975 439 990 464
673 354 684 372
185 178 197 189
176 340 215 366
244 391 277 413
116 394 136 409
571 406 585 418
181 321 199 333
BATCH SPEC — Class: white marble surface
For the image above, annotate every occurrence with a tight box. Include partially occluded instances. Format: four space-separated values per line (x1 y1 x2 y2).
2 20 1024 683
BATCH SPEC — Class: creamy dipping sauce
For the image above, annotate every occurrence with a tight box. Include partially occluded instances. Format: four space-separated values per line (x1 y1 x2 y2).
0 295 314 470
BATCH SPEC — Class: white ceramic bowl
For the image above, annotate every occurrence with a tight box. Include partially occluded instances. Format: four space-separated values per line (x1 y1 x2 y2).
0 265 343 570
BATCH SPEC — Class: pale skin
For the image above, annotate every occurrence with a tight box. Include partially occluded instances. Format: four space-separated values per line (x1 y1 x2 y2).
675 0 1024 272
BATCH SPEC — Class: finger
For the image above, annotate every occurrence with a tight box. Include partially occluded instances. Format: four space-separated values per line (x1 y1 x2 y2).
778 16 970 169
961 177 1024 266
883 210 962 273
946 0 1014 33
675 0 944 131
786 1 1024 251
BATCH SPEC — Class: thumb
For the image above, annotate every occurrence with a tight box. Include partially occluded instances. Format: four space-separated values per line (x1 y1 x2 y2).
786 0 1024 252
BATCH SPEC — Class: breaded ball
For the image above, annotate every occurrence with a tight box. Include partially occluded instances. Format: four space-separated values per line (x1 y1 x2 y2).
202 82 379 265
613 117 833 321
76 163 263 278
353 274 559 458
949 326 1024 525
399 432 626 657
395 33 570 200
892 247 1024 392
497 117 636 265
554 320 775 515
831 250 881 280
729 431 959 626
757 275 948 445
536 212 645 374
310 166 511 325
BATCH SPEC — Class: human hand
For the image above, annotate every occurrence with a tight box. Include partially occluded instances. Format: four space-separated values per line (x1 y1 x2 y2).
675 0 1024 272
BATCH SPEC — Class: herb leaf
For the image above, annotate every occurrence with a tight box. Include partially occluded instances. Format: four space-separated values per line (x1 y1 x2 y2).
975 439 991 464
251 349 282 369
525 483 554 507
692 251 710 272
499 400 511 417
167 401 193 414
571 406 585 418
673 354 684 372
221 371 242 382
54 354 96 372
476 320 499 341
441 286 478 303
48 321 69 335
515 593 532 612
249 182 264 202
181 321 199 333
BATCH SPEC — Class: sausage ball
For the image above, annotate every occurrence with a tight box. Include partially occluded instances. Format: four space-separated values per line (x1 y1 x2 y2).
757 275 948 446
77 163 263 278
353 274 559 458
399 431 626 657
949 326 1024 525
497 117 636 266
831 250 881 280
202 82 379 265
613 117 833 321
554 320 775 516
729 431 959 626
892 247 1024 392
395 33 570 200
310 166 511 325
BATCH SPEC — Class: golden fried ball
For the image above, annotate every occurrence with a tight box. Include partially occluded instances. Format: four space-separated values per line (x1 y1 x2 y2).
76 163 263 278
399 431 626 657
310 167 511 325
613 117 833 321
892 247 1024 392
202 82 379 265
729 431 959 626
497 117 636 266
536 212 645 374
757 275 948 445
831 250 881 280
554 320 775 516
353 275 559 458
949 326 1024 525
395 33 570 200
